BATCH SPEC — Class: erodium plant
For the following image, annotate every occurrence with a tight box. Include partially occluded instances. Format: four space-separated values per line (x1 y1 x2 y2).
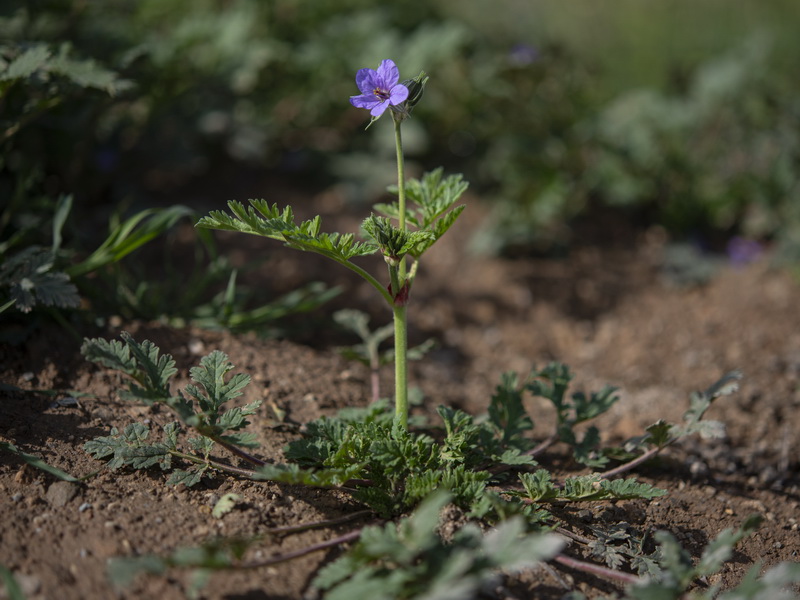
197 59 464 431
76 60 800 599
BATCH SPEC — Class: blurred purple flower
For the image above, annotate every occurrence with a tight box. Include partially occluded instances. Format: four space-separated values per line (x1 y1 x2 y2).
726 236 763 266
508 43 539 66
350 59 409 118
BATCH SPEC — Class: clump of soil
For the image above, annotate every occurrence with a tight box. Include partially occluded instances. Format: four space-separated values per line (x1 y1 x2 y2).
1 191 799 599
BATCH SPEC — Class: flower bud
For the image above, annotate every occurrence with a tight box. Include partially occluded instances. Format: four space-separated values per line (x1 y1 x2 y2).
392 71 428 120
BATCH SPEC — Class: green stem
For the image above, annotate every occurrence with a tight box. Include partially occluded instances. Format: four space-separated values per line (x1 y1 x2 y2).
393 304 408 430
392 116 409 431
394 118 407 234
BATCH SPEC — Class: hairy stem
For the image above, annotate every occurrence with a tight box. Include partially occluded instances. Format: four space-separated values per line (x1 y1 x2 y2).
391 117 409 431
210 435 266 467
553 553 642 585
240 529 362 569
264 510 374 536
394 118 407 234
599 445 663 480
393 304 408 430
169 449 258 478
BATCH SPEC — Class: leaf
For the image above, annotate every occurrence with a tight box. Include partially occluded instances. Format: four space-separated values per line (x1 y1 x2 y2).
599 478 667 500
1 441 82 483
518 470 560 502
695 514 763 577
571 385 620 423
186 350 250 416
217 400 262 432
0 246 80 313
1 44 51 80
166 467 207 488
84 423 171 471
212 493 242 518
255 463 364 487
488 372 533 445
196 200 378 262
67 206 195 278
80 337 137 376
0 564 26 600
82 333 177 405
572 426 609 468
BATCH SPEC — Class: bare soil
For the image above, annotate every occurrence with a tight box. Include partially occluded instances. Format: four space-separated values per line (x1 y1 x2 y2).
1 186 799 600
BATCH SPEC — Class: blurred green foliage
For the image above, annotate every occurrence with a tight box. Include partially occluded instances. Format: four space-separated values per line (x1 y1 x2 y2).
2 0 799 264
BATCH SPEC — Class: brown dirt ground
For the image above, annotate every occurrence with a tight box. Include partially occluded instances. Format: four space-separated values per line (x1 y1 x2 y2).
1 187 799 600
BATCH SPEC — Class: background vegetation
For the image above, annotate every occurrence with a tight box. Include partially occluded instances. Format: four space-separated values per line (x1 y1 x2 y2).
3 0 800 324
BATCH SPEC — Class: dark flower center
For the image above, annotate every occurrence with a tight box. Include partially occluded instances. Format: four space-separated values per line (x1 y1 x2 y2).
373 87 390 101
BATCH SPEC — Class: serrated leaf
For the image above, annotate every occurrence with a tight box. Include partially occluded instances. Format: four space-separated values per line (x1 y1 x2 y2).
1 44 51 80
187 351 249 412
81 338 136 375
217 400 262 433
695 514 763 577
118 332 177 403
572 426 609 468
0 247 80 313
518 470 560 502
255 463 363 487
218 431 259 449
119 444 171 470
163 422 180 449
488 372 533 446
197 200 378 261
188 436 215 456
166 466 207 487
571 385 620 423
644 420 673 447
599 478 667 500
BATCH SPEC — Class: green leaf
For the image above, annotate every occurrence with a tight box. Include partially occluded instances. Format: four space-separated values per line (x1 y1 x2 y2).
0 247 80 313
218 398 262 431
1 441 82 483
1 44 51 80
518 470 560 502
599 478 667 500
255 463 364 487
695 514 763 577
82 333 177 405
488 372 534 446
644 420 673 447
315 491 563 599
84 423 171 472
362 215 435 262
0 564 26 600
185 350 250 416
166 466 207 488
197 200 378 262
67 206 195 278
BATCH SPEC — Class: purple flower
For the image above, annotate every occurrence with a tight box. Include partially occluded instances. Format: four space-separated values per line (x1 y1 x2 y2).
726 236 763 267
349 59 409 118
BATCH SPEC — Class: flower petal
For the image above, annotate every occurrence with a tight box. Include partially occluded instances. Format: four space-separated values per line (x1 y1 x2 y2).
375 59 399 88
370 100 390 117
350 94 380 110
388 84 409 105
355 68 378 95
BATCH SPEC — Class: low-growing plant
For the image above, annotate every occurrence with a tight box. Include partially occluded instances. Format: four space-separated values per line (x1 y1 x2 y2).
76 60 800 599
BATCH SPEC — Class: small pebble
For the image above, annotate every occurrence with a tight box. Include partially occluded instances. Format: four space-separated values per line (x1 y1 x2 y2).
78 502 92 513
11 493 23 502
46 481 80 508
